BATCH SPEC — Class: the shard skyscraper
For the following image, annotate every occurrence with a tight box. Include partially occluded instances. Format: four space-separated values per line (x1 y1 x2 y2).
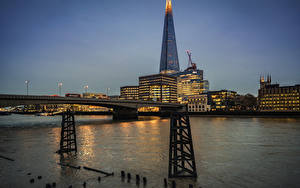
159 0 180 74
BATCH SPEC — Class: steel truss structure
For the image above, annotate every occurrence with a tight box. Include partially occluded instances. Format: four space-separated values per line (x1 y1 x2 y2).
58 109 77 153
168 112 197 178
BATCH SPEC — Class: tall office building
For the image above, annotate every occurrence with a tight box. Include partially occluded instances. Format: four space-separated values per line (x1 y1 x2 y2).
139 74 177 103
174 69 209 103
172 51 209 103
120 86 139 100
208 90 237 111
160 0 180 74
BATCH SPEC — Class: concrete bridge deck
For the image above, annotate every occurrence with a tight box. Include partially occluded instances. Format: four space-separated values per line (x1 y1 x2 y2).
0 94 185 119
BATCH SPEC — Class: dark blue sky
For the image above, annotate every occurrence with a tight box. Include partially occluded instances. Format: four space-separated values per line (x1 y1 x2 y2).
1 0 300 96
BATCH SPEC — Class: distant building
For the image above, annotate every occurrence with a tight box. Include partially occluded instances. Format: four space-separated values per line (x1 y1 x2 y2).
120 86 139 100
139 74 177 103
82 92 108 99
187 94 210 112
109 95 120 100
258 75 300 111
171 51 209 103
173 68 209 103
208 90 237 111
70 104 110 112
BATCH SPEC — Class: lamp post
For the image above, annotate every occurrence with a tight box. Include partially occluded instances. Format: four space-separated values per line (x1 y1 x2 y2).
25 80 30 95
58 82 63 96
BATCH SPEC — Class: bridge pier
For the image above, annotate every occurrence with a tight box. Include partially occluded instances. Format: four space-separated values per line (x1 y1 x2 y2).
168 112 197 178
113 107 138 120
57 109 77 154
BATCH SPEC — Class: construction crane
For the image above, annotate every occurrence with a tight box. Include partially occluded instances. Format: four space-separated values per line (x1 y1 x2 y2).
185 50 197 71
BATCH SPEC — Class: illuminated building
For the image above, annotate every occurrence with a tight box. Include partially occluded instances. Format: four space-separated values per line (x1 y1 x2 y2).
138 107 160 112
73 92 110 111
82 92 108 99
208 90 237 111
139 74 177 103
173 69 209 103
258 75 300 111
120 86 139 100
160 0 180 74
187 94 210 112
69 104 110 112
109 95 120 100
171 51 209 103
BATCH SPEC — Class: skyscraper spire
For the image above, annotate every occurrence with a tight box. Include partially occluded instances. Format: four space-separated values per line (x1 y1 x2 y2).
159 0 180 74
166 0 172 12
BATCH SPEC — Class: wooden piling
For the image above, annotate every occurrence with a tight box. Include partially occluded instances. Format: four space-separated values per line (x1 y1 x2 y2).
83 166 113 176
121 171 125 178
143 177 147 184
0 155 14 161
164 178 167 187
58 163 81 169
172 180 176 188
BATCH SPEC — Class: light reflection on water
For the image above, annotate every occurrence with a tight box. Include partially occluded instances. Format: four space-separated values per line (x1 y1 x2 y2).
0 115 300 188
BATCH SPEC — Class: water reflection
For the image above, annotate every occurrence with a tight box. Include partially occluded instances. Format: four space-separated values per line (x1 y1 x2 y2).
78 126 96 159
59 153 79 176
51 127 61 144
0 116 300 188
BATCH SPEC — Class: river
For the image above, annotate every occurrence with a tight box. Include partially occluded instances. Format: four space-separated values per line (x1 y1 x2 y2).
0 114 300 188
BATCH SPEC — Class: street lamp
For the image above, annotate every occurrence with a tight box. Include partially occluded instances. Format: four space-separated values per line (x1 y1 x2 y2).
25 80 30 95
58 82 63 96
84 85 88 93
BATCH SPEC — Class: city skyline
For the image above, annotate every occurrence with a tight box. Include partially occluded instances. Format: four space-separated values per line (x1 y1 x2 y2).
1 0 300 96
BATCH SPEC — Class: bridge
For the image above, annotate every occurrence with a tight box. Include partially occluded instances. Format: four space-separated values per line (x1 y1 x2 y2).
0 94 185 120
0 94 197 177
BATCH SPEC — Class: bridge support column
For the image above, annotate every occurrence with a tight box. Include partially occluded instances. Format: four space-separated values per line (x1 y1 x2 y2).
113 107 138 120
57 109 77 154
168 112 197 178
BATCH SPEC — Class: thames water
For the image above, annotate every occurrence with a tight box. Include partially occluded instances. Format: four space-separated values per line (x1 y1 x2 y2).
0 114 300 188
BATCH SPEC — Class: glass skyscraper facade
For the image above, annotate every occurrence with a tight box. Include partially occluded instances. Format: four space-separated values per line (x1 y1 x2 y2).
159 0 180 74
139 74 177 103
120 86 139 100
172 69 209 103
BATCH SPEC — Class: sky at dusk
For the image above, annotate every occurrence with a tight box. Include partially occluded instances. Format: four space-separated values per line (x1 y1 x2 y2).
0 0 300 96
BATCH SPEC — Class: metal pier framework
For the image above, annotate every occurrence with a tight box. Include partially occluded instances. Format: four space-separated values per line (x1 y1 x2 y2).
168 112 197 178
58 110 77 153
